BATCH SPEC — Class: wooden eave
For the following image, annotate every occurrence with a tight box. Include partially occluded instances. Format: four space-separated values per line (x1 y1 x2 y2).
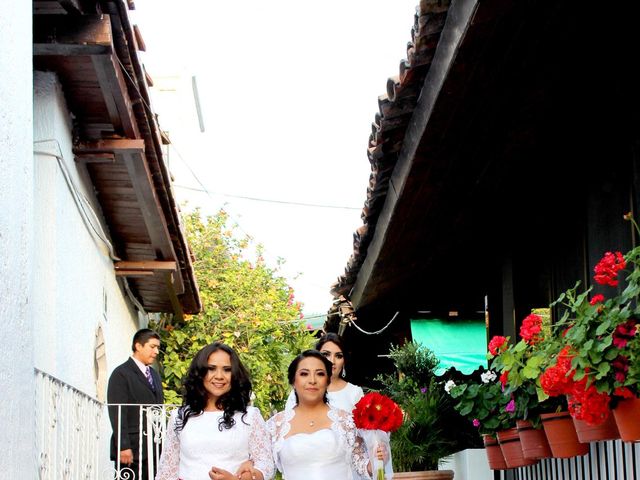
33 1 201 315
334 0 640 315
331 0 529 310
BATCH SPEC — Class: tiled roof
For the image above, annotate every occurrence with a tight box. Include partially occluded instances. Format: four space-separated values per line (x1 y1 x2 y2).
331 0 452 299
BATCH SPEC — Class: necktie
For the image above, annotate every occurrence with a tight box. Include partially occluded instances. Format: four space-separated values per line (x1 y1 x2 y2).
145 366 155 390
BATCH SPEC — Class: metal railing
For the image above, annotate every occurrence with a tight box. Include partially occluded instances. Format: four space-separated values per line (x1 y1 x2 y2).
34 369 177 480
109 403 177 480
35 368 103 479
500 440 640 480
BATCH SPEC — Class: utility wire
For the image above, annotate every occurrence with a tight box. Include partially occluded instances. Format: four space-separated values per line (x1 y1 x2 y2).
33 139 147 315
115 57 338 302
174 184 361 210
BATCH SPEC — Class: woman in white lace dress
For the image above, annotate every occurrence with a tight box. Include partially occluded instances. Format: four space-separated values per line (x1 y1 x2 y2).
268 350 378 480
284 333 363 412
156 342 274 480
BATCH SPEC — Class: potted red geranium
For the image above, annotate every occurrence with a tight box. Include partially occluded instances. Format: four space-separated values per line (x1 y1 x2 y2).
545 215 640 442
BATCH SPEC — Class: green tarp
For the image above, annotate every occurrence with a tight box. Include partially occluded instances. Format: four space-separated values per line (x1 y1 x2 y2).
410 318 487 374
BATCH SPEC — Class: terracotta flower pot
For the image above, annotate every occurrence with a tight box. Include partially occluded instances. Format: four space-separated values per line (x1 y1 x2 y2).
392 471 454 479
482 434 508 470
497 427 538 468
516 420 552 459
573 413 619 443
612 396 640 441
540 411 589 458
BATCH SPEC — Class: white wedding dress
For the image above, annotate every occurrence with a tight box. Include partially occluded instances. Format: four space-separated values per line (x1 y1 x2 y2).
267 406 370 480
156 407 274 480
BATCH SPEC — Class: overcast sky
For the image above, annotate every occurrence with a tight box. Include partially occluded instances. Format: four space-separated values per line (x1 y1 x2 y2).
133 0 418 314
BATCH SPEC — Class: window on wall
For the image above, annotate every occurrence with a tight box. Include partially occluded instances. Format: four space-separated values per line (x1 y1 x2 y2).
94 326 107 402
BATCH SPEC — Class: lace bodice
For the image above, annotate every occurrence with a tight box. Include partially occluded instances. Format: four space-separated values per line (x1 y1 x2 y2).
156 406 274 480
267 407 370 480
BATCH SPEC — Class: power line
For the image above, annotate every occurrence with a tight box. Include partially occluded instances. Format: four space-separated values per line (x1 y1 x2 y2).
174 184 361 210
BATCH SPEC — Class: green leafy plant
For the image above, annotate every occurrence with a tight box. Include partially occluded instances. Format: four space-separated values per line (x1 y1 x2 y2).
489 312 566 428
535 215 640 425
447 370 514 437
152 209 315 415
376 342 459 472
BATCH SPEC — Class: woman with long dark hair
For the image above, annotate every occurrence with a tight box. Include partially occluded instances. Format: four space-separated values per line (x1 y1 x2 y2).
156 342 273 480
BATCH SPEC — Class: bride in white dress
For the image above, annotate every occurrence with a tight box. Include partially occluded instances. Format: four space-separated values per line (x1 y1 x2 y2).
268 350 378 480
156 342 274 480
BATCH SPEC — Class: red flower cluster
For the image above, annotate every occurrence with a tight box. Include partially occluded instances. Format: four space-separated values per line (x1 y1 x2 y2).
488 335 508 356
612 319 638 348
519 314 543 345
541 345 615 426
567 379 611 426
540 346 575 397
589 294 605 306
593 251 626 287
352 392 403 432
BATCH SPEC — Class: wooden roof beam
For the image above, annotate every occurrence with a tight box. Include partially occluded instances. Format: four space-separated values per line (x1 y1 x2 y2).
114 260 177 274
33 14 112 56
91 52 140 138
76 140 185 296
33 15 139 138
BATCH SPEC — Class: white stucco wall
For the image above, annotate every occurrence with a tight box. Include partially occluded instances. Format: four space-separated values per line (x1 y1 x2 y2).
0 2 35 477
33 72 151 474
33 71 142 397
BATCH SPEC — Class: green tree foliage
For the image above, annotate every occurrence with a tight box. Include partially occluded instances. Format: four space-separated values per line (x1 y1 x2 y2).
152 209 315 415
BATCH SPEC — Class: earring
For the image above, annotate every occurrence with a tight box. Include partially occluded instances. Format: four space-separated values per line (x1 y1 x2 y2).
341 367 346 379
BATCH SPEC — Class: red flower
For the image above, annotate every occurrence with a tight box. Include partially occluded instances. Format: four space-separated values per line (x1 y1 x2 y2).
612 355 630 383
568 381 611 426
589 294 605 306
519 314 543 344
499 370 509 390
540 346 576 397
352 392 403 432
614 387 635 399
593 251 626 287
612 319 637 348
488 336 508 356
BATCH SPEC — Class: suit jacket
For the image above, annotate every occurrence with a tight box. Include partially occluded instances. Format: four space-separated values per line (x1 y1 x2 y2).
107 357 164 461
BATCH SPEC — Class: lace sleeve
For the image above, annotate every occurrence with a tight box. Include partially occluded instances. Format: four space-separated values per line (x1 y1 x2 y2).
332 408 371 479
155 409 180 480
266 410 292 475
248 407 275 480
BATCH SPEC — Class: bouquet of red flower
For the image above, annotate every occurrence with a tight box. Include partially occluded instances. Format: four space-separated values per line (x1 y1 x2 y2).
353 392 403 480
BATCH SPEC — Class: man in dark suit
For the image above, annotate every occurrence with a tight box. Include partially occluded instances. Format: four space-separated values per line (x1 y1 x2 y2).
107 329 164 480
